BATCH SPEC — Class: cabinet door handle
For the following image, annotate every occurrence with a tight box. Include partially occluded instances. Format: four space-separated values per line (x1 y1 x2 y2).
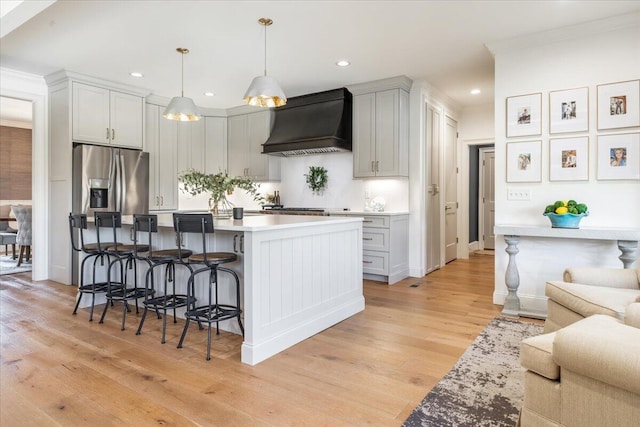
160 196 164 206
106 128 110 140
363 237 373 241
363 220 373 223
233 234 238 253
371 161 374 172
363 260 373 264
111 128 115 140
155 196 159 206
240 234 244 254
376 161 379 172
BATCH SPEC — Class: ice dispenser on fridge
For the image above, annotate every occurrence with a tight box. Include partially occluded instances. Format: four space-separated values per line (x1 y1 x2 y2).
89 179 109 209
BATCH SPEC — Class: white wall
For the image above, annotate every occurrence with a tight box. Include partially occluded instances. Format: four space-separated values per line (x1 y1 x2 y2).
458 103 495 257
459 103 494 142
178 152 410 213
490 15 640 313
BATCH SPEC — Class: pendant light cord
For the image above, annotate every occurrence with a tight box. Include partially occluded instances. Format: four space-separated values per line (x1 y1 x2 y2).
263 21 267 77
181 50 185 97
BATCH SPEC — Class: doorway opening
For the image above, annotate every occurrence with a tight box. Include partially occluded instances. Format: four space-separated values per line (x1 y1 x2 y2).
468 144 495 251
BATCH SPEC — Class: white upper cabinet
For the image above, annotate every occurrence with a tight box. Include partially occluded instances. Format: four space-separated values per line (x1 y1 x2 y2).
349 76 411 178
177 116 227 176
72 82 143 148
204 116 227 175
177 119 205 174
227 110 280 181
145 103 178 211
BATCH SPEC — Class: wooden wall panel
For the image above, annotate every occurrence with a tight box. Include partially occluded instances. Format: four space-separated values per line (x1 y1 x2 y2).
0 125 32 200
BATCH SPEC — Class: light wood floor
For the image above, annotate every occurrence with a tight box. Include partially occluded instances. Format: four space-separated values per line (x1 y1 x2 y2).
0 253 527 426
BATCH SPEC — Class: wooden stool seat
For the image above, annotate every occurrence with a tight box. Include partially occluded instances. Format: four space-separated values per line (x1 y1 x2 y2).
188 252 237 264
140 248 193 262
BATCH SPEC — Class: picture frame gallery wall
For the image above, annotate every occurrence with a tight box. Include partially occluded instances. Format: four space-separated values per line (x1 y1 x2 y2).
505 79 639 183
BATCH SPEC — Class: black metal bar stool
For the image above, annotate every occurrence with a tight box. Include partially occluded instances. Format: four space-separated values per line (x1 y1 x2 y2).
133 214 196 344
96 212 152 330
69 212 120 321
174 213 244 360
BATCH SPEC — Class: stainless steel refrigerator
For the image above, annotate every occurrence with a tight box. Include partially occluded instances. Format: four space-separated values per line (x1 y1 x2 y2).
73 144 149 216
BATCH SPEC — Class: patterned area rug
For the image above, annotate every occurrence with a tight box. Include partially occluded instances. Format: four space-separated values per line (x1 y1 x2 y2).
0 255 31 276
404 316 543 427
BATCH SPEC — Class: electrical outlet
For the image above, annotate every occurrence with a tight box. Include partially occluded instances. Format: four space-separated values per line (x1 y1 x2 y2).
507 187 531 201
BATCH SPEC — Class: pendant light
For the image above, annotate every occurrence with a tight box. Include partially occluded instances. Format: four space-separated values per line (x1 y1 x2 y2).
243 18 287 108
163 47 201 121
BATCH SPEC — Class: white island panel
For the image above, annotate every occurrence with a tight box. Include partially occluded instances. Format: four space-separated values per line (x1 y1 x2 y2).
78 214 364 365
243 220 363 365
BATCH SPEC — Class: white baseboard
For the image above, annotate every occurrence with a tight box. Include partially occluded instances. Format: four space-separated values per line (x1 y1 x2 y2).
493 291 548 317
469 241 480 251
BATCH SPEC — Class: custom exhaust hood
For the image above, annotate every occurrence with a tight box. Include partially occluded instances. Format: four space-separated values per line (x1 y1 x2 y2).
262 87 352 157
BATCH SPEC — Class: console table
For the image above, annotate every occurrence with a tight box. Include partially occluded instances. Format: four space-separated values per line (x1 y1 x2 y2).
494 225 640 318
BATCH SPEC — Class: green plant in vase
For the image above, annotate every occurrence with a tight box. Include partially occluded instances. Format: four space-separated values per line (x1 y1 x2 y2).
179 169 263 216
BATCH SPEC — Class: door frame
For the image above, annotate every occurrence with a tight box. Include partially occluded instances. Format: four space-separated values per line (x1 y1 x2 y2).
0 69 49 281
478 147 495 250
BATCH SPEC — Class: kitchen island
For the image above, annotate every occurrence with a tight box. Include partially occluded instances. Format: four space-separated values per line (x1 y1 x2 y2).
80 214 364 365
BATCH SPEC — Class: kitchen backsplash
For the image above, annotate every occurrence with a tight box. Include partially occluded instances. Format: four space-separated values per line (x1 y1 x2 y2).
178 152 410 212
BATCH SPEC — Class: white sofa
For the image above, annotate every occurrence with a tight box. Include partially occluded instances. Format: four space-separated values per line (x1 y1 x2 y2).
518 265 640 426
544 267 640 333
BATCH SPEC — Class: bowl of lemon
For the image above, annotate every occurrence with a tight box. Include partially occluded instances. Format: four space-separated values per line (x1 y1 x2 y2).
543 200 588 228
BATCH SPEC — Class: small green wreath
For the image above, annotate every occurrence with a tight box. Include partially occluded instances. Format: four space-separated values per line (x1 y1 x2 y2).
305 166 328 193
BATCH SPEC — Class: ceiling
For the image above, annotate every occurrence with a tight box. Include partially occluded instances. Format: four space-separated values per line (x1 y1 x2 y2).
1 1 639 116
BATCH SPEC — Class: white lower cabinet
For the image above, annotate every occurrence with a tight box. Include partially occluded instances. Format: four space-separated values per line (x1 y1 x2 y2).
334 212 409 284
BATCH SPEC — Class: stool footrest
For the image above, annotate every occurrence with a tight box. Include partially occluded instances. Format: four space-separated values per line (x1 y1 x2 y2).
143 294 195 310
107 286 153 300
185 304 241 323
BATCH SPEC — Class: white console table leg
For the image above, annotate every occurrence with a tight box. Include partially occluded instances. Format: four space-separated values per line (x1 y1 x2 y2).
618 240 638 269
502 235 521 318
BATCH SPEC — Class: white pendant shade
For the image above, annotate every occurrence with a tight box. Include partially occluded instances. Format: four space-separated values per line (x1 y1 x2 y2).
244 18 286 108
243 75 287 108
163 96 201 121
164 47 201 121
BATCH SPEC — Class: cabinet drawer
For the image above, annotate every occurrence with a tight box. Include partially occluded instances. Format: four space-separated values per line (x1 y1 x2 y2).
361 215 389 228
362 228 389 251
362 251 388 275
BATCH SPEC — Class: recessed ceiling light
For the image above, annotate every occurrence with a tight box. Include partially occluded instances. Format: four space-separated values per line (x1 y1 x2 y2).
470 88 481 95
130 72 143 78
336 60 350 67
204 92 215 97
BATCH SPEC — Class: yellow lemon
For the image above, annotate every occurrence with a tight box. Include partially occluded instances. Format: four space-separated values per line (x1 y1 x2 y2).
555 206 569 214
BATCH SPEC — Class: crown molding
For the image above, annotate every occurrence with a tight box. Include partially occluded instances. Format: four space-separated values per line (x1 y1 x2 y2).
486 11 640 55
346 75 413 95
44 69 151 97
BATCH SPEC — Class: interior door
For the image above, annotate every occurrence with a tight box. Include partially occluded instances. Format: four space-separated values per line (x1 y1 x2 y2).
481 149 495 250
444 116 458 263
426 105 441 274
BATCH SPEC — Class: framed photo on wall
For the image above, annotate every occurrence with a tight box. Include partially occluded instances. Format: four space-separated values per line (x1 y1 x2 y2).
549 87 589 134
597 133 640 180
506 140 542 182
597 80 640 130
549 137 589 181
506 93 542 138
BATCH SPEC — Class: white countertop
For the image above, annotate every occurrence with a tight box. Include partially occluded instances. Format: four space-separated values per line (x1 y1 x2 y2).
122 213 362 232
494 224 640 241
330 211 410 216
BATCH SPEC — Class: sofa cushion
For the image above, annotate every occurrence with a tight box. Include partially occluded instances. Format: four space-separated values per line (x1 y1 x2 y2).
553 315 640 396
625 302 640 329
546 281 640 321
520 332 559 380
